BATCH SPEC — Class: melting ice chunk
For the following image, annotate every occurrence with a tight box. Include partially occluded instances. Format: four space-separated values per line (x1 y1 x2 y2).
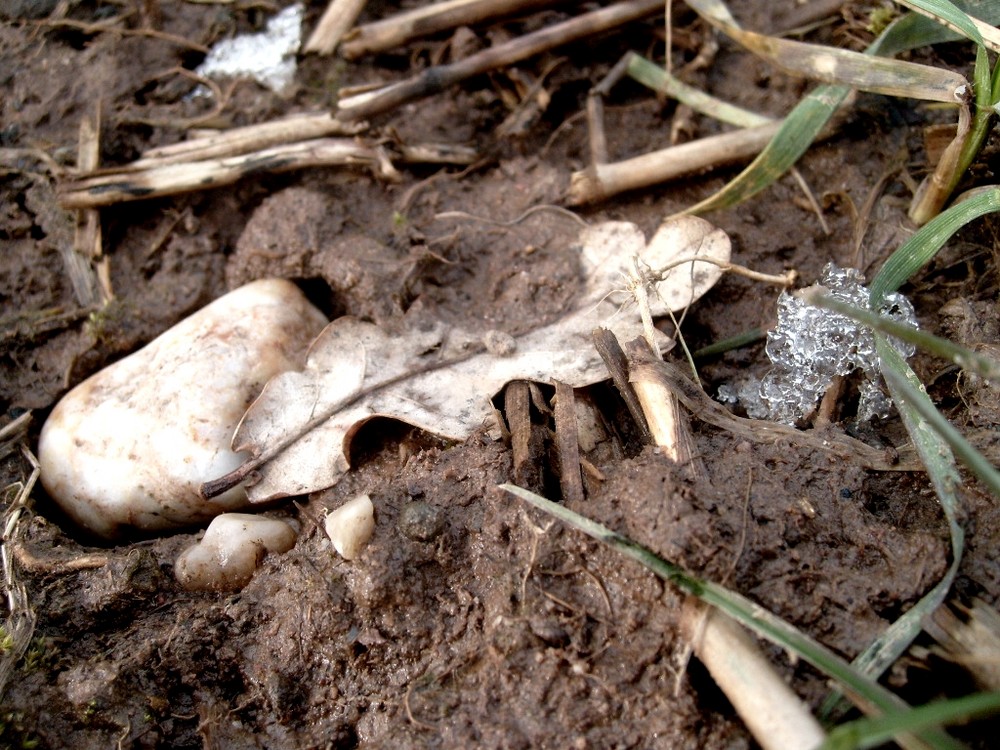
742 263 917 424
195 4 303 94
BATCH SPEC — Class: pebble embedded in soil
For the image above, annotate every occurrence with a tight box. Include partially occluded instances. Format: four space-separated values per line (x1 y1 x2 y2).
174 513 297 591
398 500 444 542
38 279 328 539
325 494 375 560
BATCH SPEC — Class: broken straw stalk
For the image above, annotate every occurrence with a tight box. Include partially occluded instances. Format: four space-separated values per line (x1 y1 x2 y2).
336 0 662 120
625 339 826 750
58 138 397 209
338 0 560 59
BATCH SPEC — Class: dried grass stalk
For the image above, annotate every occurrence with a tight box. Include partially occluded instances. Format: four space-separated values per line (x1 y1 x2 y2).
337 0 662 120
136 112 366 167
340 0 559 59
304 0 369 56
59 138 399 209
568 120 784 205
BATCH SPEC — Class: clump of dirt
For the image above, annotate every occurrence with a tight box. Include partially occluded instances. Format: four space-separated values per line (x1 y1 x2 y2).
3 1 1000 748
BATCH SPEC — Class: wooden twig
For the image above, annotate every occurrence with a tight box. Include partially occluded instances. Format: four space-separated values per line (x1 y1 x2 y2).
340 0 559 60
553 380 584 506
336 0 663 121
623 334 825 750
133 112 366 167
58 138 400 209
568 120 785 205
69 105 111 306
304 0 369 56
680 599 827 750
592 328 653 445
506 381 541 490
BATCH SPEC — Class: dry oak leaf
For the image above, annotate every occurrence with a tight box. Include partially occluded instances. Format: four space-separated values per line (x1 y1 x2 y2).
206 216 731 502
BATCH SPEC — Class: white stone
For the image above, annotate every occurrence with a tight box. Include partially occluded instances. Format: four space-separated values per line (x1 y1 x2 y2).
39 279 328 539
174 513 297 591
324 494 375 560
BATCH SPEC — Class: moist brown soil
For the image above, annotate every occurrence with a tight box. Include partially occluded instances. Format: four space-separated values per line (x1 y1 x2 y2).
3 2 1000 748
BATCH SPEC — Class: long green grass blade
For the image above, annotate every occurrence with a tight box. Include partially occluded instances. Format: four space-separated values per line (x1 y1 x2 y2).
882 352 1000 496
877 0 1000 57
626 53 772 128
839 337 966 691
895 0 990 49
501 483 965 750
870 186 1000 305
820 691 1000 750
803 291 1000 383
677 83 852 217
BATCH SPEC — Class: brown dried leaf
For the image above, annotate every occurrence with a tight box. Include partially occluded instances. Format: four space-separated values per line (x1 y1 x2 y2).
218 216 731 501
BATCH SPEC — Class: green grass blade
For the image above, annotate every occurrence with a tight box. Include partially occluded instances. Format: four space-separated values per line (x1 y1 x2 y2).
894 0 988 49
803 291 1000 383
870 185 1000 306
837 338 965 683
881 345 1000 496
677 83 852 217
501 483 966 750
820 691 1000 750
876 0 1000 57
626 53 773 128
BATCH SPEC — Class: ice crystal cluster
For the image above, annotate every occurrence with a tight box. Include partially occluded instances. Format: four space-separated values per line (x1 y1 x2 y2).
736 264 917 425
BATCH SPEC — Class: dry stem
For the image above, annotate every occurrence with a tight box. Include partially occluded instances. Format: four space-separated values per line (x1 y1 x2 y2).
304 0 369 56
341 0 558 59
337 0 662 121
569 120 784 205
136 112 366 166
59 138 400 209
680 599 827 750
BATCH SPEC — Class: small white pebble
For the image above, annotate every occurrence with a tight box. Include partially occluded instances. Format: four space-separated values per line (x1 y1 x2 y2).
38 279 328 539
175 513 297 591
325 494 375 560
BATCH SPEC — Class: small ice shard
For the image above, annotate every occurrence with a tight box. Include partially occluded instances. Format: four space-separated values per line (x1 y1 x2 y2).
745 263 917 424
175 513 297 591
325 494 375 560
195 4 303 94
38 279 328 539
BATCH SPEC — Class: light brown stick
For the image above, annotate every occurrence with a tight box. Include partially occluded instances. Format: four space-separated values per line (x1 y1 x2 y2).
337 0 663 120
304 0 369 56
340 0 559 60
553 380 585 506
59 138 399 209
136 112 366 166
69 106 110 306
568 120 784 205
681 599 827 750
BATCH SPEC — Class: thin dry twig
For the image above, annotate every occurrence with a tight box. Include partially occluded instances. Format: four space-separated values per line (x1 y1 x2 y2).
337 0 662 120
31 16 211 54
137 112 366 166
0 443 40 701
304 0 369 56
59 138 400 209
72 104 113 305
340 0 560 59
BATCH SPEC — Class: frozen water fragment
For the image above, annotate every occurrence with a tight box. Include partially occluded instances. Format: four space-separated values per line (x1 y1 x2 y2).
725 264 917 425
195 4 303 94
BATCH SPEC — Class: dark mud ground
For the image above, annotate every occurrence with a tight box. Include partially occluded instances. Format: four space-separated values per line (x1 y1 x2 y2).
3 1 1000 748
